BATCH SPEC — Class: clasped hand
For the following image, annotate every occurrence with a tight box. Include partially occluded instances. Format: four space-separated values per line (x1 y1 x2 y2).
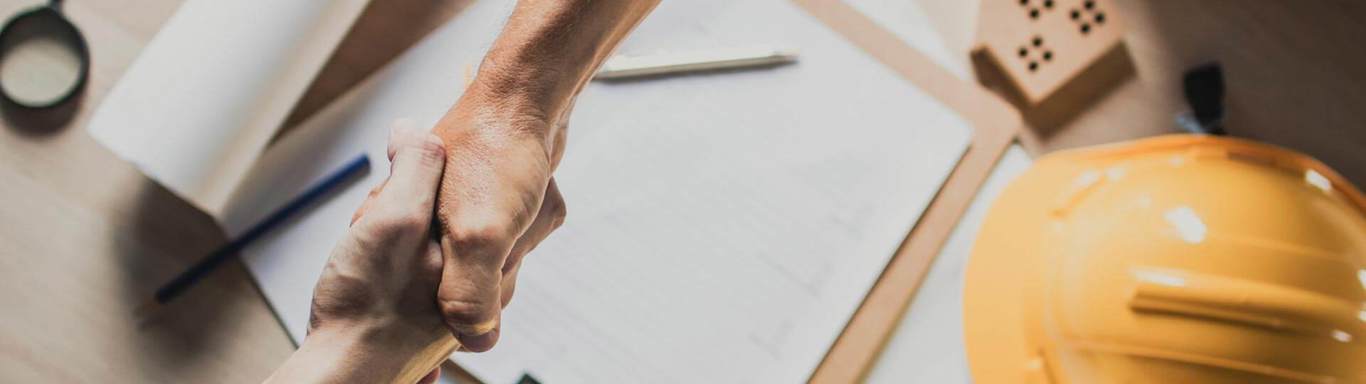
278 108 567 382
267 2 657 382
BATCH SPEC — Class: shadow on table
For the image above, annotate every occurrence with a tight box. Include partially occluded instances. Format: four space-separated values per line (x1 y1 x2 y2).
281 0 474 139
0 88 83 138
87 0 489 376
108 178 289 377
1130 0 1366 187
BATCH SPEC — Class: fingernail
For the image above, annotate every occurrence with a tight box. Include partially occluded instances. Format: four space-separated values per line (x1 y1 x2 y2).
448 317 498 337
469 318 498 334
458 328 499 353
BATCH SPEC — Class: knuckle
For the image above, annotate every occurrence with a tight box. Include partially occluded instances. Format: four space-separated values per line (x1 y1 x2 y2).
309 261 377 321
368 208 431 239
411 134 447 164
389 212 431 234
395 131 446 162
437 297 496 331
501 286 517 308
446 218 519 257
548 200 567 229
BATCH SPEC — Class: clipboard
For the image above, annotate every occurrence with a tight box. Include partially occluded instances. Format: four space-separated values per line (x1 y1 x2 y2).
278 1 1021 381
790 1 1022 382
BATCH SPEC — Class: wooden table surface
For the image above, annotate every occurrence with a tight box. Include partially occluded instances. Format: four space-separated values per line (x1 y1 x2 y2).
1 0 1362 382
0 0 466 382
1033 1 1366 187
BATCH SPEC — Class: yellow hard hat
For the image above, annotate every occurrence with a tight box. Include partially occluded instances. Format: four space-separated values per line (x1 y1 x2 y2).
963 135 1366 383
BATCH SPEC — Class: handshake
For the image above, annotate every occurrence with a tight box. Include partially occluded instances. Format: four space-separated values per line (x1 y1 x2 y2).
265 1 659 383
322 88 571 349
281 52 576 384
330 79 575 353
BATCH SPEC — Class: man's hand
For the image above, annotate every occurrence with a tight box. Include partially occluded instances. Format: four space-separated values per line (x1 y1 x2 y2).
431 0 657 352
433 93 568 351
265 124 457 384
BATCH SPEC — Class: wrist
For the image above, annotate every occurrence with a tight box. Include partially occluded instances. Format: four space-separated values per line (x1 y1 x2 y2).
307 318 450 358
268 321 455 384
457 74 558 135
467 0 657 126
465 48 586 132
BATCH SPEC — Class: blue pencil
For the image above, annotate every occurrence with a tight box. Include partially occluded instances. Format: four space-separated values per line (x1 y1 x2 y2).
149 154 371 306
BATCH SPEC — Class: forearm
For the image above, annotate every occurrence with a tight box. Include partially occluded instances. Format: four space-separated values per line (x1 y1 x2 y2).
452 0 659 136
264 325 457 384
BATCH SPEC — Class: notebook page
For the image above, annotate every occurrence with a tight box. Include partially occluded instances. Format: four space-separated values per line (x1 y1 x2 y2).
455 1 970 382
865 145 1032 384
88 0 369 217
233 1 971 383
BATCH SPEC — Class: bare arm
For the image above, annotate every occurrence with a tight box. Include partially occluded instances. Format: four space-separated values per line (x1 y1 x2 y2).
266 126 453 384
265 1 656 382
433 0 658 352
468 0 657 127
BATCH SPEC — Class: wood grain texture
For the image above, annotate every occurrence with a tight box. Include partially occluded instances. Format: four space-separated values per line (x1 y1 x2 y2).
951 0 1366 187
0 0 472 382
0 0 295 382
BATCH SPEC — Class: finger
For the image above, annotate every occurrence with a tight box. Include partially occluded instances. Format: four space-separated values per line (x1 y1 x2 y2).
378 126 446 212
435 117 553 352
438 231 510 353
350 184 384 225
498 180 566 308
456 307 500 353
435 175 544 352
350 118 421 225
386 118 418 162
500 264 522 309
503 179 566 275
344 126 447 273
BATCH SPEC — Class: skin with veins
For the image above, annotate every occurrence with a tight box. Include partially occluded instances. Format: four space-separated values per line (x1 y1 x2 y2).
264 2 657 383
429 0 658 352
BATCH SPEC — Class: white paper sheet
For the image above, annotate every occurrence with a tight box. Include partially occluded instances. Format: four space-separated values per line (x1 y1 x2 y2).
227 0 518 317
865 145 1032 384
234 1 972 383
87 0 369 217
845 0 973 80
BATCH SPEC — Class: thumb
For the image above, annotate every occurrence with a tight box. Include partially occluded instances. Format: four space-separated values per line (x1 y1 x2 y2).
377 122 446 211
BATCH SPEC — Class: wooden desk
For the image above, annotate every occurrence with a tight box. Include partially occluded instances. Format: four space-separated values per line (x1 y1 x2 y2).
0 0 465 382
1 0 1362 382
925 0 1366 185
0 0 292 382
